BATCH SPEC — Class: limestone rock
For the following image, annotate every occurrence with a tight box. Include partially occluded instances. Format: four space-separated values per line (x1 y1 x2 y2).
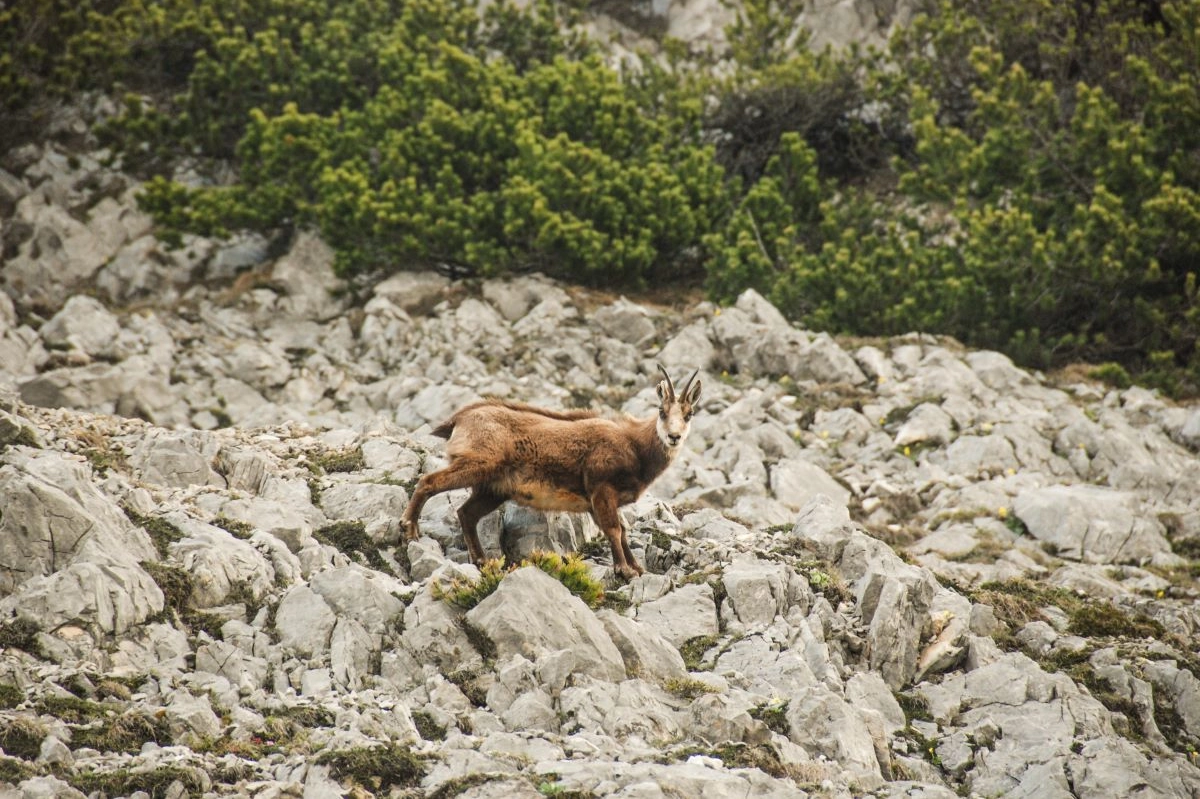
786 685 883 787
770 457 851 510
274 584 337 656
466 567 625 682
1014 484 1173 565
39 295 121 359
632 581 720 648
596 609 688 681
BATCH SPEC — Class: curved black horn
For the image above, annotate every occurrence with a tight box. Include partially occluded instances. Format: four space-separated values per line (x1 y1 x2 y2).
655 363 676 399
681 368 700 397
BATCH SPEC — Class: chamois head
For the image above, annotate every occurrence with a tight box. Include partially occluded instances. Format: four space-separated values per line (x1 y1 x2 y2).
655 364 702 451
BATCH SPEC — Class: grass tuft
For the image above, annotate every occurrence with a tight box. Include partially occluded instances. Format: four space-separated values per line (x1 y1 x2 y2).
433 552 605 610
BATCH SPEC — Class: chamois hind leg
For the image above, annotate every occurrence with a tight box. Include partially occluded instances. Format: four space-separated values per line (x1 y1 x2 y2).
620 527 644 576
456 487 504 564
589 484 640 581
402 460 493 542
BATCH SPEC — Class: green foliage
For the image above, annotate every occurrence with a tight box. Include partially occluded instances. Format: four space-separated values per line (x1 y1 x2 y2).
678 634 719 671
213 515 254 539
0 684 23 709
84 0 724 285
748 699 789 735
313 519 396 576
706 0 1200 392
522 550 605 608
433 558 509 609
123 505 185 558
663 676 721 699
10 0 1200 390
434 551 605 609
0 617 42 656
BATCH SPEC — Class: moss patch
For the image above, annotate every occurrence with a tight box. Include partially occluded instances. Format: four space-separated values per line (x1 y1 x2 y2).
141 560 194 615
665 742 788 778
0 616 41 655
748 700 789 735
525 551 605 608
311 447 365 474
678 635 720 672
123 506 185 558
213 515 255 539
0 716 46 759
68 765 207 797
412 710 447 741
0 755 36 784
446 669 489 707
434 552 605 610
314 520 395 576
32 695 110 724
0 683 23 709
315 743 427 792
72 711 174 753
1068 603 1165 639
971 579 1166 647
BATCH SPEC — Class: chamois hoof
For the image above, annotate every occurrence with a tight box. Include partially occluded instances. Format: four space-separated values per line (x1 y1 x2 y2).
402 520 420 542
616 564 641 582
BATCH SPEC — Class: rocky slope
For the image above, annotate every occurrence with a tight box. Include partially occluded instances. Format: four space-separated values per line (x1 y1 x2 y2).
4 104 1200 799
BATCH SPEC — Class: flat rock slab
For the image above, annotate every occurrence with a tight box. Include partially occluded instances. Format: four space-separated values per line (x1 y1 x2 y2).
1013 484 1172 565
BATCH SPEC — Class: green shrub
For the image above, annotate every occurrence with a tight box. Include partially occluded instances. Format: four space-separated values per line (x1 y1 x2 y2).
705 0 1200 392
9 0 1199 392
434 551 605 609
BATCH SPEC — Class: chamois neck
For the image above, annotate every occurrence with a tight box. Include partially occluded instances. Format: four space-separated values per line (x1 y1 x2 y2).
635 415 674 481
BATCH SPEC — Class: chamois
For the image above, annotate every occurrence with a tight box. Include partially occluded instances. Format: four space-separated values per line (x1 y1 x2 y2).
401 365 702 580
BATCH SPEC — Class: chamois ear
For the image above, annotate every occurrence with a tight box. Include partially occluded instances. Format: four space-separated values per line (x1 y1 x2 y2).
686 378 702 405
656 381 669 404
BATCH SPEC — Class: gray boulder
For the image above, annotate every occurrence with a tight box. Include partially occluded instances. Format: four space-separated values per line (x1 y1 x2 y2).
1013 484 1174 565
632 581 720 648
596 609 688 681
308 565 406 639
373 270 450 314
39 295 121 359
127 429 225 488
274 584 337 656
720 553 810 630
318 481 409 543
786 685 883 787
593 297 658 345
270 230 347 321
166 514 276 608
0 448 157 596
770 457 850 510
466 567 625 682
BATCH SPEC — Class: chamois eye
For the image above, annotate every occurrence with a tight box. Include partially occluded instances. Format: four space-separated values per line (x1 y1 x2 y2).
684 412 693 421
659 410 667 420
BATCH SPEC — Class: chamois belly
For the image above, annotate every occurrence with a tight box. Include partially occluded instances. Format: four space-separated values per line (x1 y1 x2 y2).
508 480 591 513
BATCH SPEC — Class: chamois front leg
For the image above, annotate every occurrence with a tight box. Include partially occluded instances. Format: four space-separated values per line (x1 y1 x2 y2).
402 459 492 543
589 484 642 581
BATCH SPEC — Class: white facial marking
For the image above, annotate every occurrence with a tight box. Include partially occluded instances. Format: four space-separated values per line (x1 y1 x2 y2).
656 400 692 451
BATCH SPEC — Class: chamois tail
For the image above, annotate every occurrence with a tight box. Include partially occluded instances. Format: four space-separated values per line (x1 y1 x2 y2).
432 418 456 439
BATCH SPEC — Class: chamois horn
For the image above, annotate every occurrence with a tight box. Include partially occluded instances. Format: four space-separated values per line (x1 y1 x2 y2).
656 362 676 401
